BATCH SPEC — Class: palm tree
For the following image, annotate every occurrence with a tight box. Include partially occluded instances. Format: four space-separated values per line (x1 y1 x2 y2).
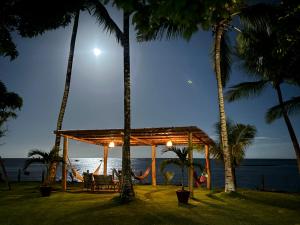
120 10 135 202
48 9 80 184
0 81 23 190
24 149 63 185
210 120 256 187
225 3 300 173
132 0 248 192
160 147 202 191
48 1 123 183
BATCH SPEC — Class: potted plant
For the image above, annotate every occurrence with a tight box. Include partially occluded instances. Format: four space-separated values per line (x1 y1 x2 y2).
23 148 63 197
160 146 201 204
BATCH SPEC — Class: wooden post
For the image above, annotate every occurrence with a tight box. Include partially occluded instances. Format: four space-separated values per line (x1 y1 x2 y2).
62 137 68 191
103 145 108 176
205 145 211 190
151 145 157 187
188 132 194 197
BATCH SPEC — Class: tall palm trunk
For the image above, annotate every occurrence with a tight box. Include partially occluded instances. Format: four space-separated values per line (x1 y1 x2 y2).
275 85 300 173
214 22 236 192
48 10 80 184
0 156 11 190
120 11 135 202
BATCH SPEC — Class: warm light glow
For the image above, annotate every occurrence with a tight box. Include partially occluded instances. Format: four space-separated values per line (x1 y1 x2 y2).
93 48 102 56
166 140 173 147
108 141 115 148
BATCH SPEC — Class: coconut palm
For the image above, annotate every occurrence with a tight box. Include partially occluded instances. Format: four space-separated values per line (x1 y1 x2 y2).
120 10 134 202
48 0 123 183
160 147 202 191
132 0 250 192
24 149 63 184
48 10 80 184
102 0 148 202
226 2 300 173
210 120 256 187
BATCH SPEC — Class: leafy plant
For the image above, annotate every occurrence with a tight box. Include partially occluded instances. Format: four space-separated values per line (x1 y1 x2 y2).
160 147 202 191
24 148 63 185
210 120 256 187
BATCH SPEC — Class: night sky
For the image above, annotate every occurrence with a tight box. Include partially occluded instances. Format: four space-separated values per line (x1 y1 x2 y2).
1 8 299 158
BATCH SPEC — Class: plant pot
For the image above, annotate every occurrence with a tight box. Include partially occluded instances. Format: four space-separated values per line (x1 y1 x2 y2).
40 186 52 197
176 190 190 204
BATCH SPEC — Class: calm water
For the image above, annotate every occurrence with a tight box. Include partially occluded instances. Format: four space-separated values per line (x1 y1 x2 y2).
1 158 300 192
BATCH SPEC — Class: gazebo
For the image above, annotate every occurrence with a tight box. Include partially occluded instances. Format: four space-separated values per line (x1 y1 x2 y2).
55 126 214 195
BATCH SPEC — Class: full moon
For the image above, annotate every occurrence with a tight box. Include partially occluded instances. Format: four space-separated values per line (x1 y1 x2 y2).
93 48 102 56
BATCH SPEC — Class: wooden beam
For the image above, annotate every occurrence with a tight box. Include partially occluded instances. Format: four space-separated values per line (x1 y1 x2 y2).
103 145 108 176
120 132 153 145
62 137 68 191
188 132 194 197
62 135 96 145
205 145 211 190
151 145 157 187
130 135 153 145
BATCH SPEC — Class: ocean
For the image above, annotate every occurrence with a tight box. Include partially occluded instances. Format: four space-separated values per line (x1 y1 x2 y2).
1 158 300 192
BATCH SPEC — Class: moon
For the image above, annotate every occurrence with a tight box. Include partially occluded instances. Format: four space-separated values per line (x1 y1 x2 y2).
187 80 193 85
93 48 102 56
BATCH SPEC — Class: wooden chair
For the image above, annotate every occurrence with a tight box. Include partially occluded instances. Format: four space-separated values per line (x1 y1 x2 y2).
93 175 119 191
83 173 94 191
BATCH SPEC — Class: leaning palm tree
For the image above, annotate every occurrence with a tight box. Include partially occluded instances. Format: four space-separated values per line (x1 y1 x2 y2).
225 3 300 173
133 0 249 192
210 120 256 187
24 149 63 184
48 0 123 183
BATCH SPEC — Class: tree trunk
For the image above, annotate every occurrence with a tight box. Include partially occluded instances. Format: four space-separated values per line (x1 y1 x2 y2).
0 156 11 190
275 85 300 173
120 11 135 202
181 166 184 191
214 22 236 192
48 10 80 184
232 165 237 188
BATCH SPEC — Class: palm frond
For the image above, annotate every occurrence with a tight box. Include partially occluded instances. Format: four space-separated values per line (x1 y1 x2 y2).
88 0 123 45
240 3 275 32
225 80 268 102
266 96 300 123
23 157 45 170
162 147 189 161
160 158 182 172
27 149 49 160
220 31 232 87
136 18 194 42
209 142 223 161
212 120 256 166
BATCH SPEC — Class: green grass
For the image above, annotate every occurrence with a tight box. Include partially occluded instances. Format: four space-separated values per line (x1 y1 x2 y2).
0 182 300 225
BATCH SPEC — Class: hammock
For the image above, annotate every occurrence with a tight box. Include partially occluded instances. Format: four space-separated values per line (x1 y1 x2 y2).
67 157 102 182
193 170 207 187
131 166 151 181
112 168 121 180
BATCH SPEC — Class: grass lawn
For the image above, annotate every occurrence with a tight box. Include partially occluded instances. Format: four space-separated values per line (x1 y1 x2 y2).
0 182 300 225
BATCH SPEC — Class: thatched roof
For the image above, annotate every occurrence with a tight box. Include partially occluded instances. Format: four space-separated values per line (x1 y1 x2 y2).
55 126 214 146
